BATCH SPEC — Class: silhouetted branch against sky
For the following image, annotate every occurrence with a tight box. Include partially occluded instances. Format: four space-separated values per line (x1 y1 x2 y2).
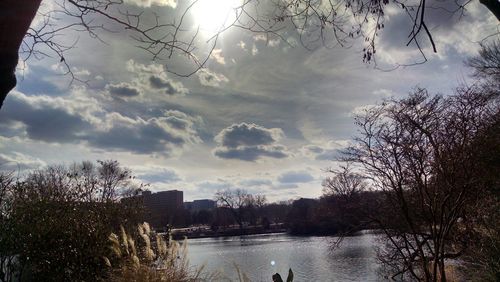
4 0 500 85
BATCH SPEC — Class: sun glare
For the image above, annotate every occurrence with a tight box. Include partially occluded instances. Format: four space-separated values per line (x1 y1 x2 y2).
191 0 241 33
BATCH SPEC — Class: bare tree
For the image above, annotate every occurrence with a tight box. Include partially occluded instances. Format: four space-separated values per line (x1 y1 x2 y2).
468 40 500 81
0 172 14 218
319 165 372 239
245 194 268 225
0 172 16 282
323 164 368 199
214 188 266 229
215 188 248 229
460 40 500 281
345 86 499 281
96 160 133 201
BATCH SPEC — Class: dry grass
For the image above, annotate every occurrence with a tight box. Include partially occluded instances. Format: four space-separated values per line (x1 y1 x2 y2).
105 223 219 282
104 223 287 281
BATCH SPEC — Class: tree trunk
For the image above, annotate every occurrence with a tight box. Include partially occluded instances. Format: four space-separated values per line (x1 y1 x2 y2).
0 0 42 109
480 0 500 21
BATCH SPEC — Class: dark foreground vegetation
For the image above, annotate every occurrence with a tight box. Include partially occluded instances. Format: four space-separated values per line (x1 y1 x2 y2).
1 42 499 281
335 41 500 281
0 160 145 281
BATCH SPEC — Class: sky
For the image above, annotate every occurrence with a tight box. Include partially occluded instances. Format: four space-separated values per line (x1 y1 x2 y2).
0 0 498 201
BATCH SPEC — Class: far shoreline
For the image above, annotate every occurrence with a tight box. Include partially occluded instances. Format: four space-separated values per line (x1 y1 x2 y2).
169 225 382 240
170 225 288 240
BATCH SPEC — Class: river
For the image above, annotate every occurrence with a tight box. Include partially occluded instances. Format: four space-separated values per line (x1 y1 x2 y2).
186 232 383 281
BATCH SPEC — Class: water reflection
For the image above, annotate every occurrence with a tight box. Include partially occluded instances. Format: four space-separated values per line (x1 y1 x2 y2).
186 232 383 281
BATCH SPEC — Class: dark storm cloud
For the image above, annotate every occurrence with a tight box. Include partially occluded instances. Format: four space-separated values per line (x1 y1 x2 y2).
214 145 288 161
149 75 185 95
107 82 141 97
0 91 202 156
87 113 201 155
213 123 289 161
216 123 281 148
0 92 92 143
277 171 315 183
87 123 179 154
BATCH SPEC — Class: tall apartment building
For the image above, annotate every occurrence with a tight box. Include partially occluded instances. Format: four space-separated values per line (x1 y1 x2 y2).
141 190 183 229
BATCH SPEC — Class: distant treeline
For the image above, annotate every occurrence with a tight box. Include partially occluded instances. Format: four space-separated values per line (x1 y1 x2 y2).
166 191 383 237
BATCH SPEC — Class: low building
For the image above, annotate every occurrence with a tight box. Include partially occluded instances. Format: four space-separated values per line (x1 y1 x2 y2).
184 199 217 212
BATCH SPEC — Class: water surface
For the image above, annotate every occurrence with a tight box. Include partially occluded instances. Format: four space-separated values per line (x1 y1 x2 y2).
186 232 382 281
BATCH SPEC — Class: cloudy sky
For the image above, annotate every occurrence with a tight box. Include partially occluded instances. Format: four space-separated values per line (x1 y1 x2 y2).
0 0 497 201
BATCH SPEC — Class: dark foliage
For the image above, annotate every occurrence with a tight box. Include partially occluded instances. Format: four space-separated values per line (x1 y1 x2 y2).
0 160 144 281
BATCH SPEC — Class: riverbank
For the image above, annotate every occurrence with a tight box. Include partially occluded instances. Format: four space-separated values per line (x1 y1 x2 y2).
170 225 382 239
171 224 287 239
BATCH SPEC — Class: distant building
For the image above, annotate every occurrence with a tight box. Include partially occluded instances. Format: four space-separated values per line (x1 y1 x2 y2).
140 190 184 228
184 199 216 212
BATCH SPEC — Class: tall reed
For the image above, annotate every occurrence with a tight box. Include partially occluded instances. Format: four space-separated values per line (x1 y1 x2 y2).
105 222 219 281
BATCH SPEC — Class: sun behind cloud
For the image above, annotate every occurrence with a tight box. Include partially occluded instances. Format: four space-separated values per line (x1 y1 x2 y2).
191 0 241 33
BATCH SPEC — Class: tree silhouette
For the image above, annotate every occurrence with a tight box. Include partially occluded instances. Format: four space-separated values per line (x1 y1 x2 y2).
214 189 266 230
345 86 499 280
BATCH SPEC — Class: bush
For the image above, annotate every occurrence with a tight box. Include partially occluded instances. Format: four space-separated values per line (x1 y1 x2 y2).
0 161 144 281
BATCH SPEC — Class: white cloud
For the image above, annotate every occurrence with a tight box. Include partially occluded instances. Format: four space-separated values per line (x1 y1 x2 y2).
135 166 182 184
211 49 226 65
0 152 46 171
301 140 350 161
252 44 259 56
121 60 188 96
269 39 281 47
253 34 280 48
350 104 379 117
373 89 395 98
237 40 247 51
124 0 177 8
197 68 229 87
